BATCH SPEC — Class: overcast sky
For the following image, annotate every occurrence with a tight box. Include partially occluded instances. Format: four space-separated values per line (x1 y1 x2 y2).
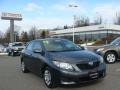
0 0 120 33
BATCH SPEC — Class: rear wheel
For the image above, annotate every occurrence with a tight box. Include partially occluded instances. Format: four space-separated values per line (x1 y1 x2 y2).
104 52 117 64
43 67 57 88
21 61 29 73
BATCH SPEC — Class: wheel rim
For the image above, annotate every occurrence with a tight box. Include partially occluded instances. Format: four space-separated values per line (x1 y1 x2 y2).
107 54 116 63
21 62 25 71
44 70 51 86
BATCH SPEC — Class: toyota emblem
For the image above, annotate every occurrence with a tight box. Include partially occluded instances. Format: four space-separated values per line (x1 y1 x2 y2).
88 61 94 65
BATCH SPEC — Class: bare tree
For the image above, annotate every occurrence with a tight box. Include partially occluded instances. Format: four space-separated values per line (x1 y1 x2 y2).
0 31 4 44
41 30 46 39
114 12 120 25
0 31 3 38
63 25 68 29
20 31 29 42
4 28 11 43
74 16 90 27
28 26 37 40
94 16 102 25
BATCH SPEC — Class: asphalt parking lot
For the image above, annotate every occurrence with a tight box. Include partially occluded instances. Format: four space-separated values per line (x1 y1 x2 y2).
0 56 120 90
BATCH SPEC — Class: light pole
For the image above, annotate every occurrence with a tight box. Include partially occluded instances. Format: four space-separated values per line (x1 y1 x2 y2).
69 4 78 42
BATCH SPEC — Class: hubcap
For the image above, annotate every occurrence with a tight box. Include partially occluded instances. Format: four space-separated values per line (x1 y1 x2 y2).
107 54 116 63
44 70 51 86
21 62 25 71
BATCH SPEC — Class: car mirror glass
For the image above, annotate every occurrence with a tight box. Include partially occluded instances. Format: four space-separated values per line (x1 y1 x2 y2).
81 46 85 50
33 48 42 53
115 43 119 45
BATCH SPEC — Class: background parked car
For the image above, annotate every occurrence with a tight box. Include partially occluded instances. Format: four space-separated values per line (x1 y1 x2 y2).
95 37 120 64
7 42 25 56
0 44 4 53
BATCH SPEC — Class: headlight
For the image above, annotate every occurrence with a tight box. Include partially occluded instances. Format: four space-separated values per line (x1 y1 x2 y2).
96 48 104 52
53 61 74 71
99 56 104 63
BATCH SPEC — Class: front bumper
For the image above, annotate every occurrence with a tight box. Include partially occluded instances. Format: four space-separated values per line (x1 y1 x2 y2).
12 50 22 54
52 63 106 85
94 49 105 57
60 69 105 84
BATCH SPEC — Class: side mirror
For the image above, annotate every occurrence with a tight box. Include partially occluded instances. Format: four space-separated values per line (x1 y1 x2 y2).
116 43 119 45
81 46 88 50
33 48 42 53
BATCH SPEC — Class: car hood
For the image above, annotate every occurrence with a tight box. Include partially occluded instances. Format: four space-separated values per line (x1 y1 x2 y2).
12 46 25 49
95 44 114 50
49 50 100 64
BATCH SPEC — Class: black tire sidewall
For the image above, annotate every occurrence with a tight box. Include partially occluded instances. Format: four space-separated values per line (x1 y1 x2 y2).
21 61 29 73
43 67 57 88
11 52 15 56
8 52 11 56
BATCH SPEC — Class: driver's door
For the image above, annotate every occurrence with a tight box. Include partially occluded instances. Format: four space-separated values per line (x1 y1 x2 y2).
31 41 44 74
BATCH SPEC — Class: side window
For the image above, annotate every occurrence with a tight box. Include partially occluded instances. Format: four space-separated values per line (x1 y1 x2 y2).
26 42 34 51
33 41 42 50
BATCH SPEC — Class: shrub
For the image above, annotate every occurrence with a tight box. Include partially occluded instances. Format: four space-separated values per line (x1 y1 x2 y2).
92 39 105 45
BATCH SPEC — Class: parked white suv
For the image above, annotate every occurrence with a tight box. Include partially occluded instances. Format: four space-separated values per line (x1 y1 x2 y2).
7 42 25 56
0 45 4 53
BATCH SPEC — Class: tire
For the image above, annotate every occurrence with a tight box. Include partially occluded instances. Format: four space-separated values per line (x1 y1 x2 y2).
8 52 11 56
104 52 117 64
43 67 57 88
11 52 15 56
21 61 29 73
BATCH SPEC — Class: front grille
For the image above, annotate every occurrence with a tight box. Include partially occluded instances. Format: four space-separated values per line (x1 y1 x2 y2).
18 48 23 51
76 61 100 70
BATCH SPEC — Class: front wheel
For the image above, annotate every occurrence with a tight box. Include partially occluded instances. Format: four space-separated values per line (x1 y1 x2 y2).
104 52 117 64
8 52 11 56
43 67 57 88
11 52 15 56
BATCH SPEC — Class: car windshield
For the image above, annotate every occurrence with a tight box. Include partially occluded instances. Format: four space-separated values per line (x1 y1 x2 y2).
42 39 82 52
12 43 23 46
110 37 120 45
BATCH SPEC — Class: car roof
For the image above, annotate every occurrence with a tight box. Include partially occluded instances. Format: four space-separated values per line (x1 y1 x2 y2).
36 38 66 41
9 42 23 44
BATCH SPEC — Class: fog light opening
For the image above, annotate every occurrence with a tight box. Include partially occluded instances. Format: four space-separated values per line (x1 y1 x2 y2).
61 81 76 85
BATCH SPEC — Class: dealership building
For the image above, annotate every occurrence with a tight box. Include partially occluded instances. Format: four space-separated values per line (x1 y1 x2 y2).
50 24 120 43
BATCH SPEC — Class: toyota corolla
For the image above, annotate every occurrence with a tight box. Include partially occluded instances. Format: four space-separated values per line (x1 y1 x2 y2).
21 38 106 88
